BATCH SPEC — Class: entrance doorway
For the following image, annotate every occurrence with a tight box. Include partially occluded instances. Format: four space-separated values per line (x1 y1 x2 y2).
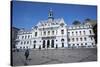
43 40 45 48
51 40 54 48
47 40 50 48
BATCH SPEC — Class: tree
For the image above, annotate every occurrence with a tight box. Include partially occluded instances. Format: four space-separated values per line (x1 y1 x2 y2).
72 20 81 25
93 23 97 44
85 18 91 22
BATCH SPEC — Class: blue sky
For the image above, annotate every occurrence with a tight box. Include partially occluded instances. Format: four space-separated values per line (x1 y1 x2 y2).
12 1 97 29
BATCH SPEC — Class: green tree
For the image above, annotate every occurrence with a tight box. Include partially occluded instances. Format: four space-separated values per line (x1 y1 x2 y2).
72 20 81 25
85 18 91 22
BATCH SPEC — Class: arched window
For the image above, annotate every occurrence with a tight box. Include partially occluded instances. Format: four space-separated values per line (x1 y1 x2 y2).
79 31 81 35
61 39 64 42
44 31 46 35
72 32 74 35
35 32 37 36
61 30 64 34
68 38 70 42
21 41 23 44
84 37 87 41
48 31 50 35
52 31 54 35
76 38 78 41
80 38 82 41
22 36 24 39
34 40 36 43
76 31 78 34
27 41 29 44
83 31 85 34
24 41 26 44
72 38 74 42
85 43 87 45
89 30 92 34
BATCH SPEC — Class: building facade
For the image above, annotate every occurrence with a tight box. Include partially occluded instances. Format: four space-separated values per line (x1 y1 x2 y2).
15 9 96 49
12 27 20 49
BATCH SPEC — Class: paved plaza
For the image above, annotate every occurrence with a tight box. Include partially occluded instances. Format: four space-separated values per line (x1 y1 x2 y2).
12 48 97 66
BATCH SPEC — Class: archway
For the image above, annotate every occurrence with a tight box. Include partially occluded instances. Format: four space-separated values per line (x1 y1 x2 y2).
43 40 45 48
51 40 54 48
47 40 50 48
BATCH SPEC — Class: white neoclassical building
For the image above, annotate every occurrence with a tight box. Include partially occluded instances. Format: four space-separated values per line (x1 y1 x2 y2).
15 9 96 49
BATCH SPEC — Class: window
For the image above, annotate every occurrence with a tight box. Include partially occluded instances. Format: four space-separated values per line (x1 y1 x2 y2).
68 38 70 42
21 41 23 44
91 37 93 40
84 37 87 41
83 31 85 34
28 35 30 38
76 38 78 41
34 40 36 43
81 43 83 46
35 32 37 36
76 31 78 35
72 38 74 42
27 41 29 44
23 46 25 49
61 30 64 34
24 41 26 44
61 39 64 42
73 44 75 46
48 31 50 35
77 44 79 46
72 32 74 35
44 31 46 35
26 46 28 49
52 31 54 35
80 38 82 41
85 43 87 45
22 36 24 39
79 31 81 35
89 30 92 34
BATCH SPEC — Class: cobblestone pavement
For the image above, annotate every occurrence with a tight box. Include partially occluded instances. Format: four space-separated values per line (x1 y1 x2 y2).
12 48 97 66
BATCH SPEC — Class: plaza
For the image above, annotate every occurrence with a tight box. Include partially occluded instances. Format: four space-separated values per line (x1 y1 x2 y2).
12 48 97 66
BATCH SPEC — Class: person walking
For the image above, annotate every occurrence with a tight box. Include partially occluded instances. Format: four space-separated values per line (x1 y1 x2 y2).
25 49 29 60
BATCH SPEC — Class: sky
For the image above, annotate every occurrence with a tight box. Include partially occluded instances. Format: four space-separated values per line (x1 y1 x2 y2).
12 1 97 29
